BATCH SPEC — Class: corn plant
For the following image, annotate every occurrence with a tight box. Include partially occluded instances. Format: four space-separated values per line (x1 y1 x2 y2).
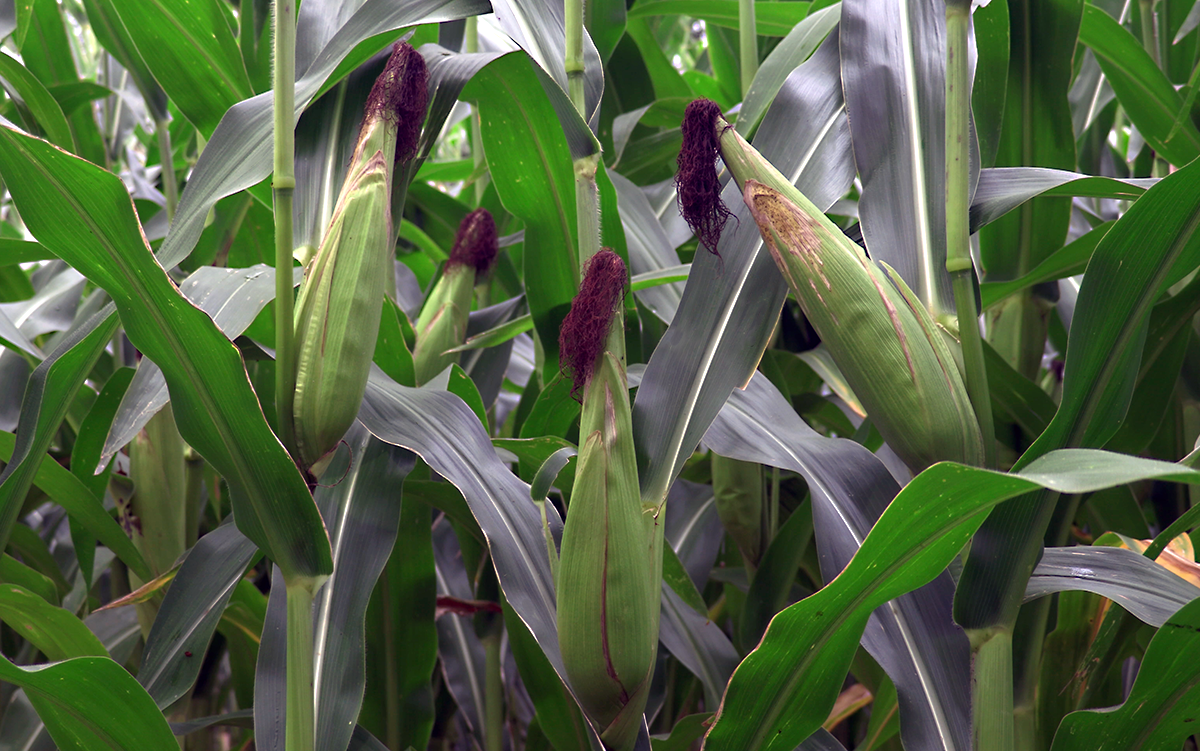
3 0 1200 750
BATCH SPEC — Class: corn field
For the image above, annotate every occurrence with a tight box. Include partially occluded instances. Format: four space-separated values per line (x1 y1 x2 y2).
2 0 1200 749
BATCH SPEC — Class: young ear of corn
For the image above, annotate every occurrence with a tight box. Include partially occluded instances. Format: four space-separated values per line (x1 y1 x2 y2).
556 250 663 751
676 99 983 473
411 208 498 385
289 43 427 470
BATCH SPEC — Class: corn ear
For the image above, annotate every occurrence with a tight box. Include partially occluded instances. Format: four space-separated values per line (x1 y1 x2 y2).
556 250 662 751
411 208 498 385
742 178 983 472
290 43 427 469
673 99 982 471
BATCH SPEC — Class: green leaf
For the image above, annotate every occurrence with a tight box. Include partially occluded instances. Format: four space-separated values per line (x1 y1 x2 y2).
1026 547 1199 628
463 52 578 383
82 0 168 120
628 0 813 36
1050 597 1200 750
0 51 74 150
313 430 416 751
736 4 840 137
958 154 1200 630
705 451 1200 751
979 0 1081 279
980 221 1112 309
0 583 107 660
0 431 150 582
139 521 260 708
0 653 178 749
109 0 252 137
1078 3 1200 167
0 125 331 581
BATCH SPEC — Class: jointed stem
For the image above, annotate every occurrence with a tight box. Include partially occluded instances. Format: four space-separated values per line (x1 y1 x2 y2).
273 0 298 455
944 0 995 469
285 579 317 751
739 0 758 96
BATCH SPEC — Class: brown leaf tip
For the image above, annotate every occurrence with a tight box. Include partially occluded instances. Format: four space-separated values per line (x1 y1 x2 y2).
447 208 499 275
677 98 733 255
365 42 429 162
559 249 626 397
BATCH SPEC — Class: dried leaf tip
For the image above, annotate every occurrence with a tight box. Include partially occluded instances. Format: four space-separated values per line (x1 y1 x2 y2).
364 42 429 162
559 249 626 397
677 98 733 255
447 208 499 276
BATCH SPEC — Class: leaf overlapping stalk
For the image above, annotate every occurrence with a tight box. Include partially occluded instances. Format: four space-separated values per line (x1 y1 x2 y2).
556 251 663 751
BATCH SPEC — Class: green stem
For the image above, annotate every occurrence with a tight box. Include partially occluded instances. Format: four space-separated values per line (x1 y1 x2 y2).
575 154 601 270
483 633 504 751
945 0 994 469
155 117 178 222
465 16 488 206
285 579 317 751
274 0 298 455
739 0 757 96
769 465 780 543
565 0 586 117
1139 0 1160 68
968 628 1015 751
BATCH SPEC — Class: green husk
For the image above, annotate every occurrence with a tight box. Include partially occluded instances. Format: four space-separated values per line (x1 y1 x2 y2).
739 176 983 472
411 264 474 385
557 351 663 751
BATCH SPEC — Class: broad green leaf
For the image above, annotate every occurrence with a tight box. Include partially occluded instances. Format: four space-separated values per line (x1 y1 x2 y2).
359 368 566 677
0 555 59 606
99 265 302 471
0 376 152 583
1050 597 1200 750
0 583 106 660
70 366 134 587
705 451 1200 751
463 52 578 383
85 0 171 122
506 599 592 751
970 167 1153 234
489 0 604 125
1078 3 1200 166
736 4 840 137
628 0 813 36
359 485 438 749
971 0 1009 166
0 239 53 265
958 154 1200 630
979 0 1081 278
139 521 260 708
1026 547 1200 628
0 653 177 749
109 0 251 137
704 373 969 751
980 221 1113 309
840 0 960 314
659 583 740 711
0 126 331 581
313 429 416 751
0 51 73 150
